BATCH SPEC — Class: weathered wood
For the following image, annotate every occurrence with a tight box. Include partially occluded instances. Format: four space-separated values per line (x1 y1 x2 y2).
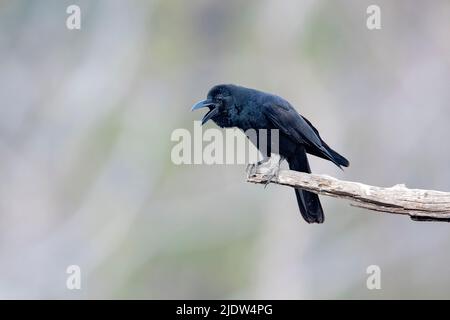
246 169 450 222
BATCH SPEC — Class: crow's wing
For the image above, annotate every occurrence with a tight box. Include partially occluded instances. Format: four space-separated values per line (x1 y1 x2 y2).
300 114 350 167
262 101 341 167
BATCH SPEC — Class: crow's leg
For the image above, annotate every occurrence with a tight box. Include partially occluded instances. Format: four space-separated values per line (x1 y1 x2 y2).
246 154 282 187
245 156 269 173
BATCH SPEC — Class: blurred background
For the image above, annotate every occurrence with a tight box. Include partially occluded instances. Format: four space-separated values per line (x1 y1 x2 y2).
1 0 450 299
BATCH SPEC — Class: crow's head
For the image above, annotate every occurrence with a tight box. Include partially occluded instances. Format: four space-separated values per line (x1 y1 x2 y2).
191 84 239 127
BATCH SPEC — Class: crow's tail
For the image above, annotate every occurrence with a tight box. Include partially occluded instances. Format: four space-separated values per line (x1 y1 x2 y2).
288 148 324 224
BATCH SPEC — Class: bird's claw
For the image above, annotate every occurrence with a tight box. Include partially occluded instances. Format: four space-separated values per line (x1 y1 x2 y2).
246 162 256 178
263 172 278 188
246 157 280 187
263 166 280 188
246 158 269 178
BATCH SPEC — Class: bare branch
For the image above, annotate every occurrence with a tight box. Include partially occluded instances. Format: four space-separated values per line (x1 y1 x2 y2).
246 169 450 222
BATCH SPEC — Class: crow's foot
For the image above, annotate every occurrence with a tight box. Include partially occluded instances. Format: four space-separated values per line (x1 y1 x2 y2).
246 155 281 187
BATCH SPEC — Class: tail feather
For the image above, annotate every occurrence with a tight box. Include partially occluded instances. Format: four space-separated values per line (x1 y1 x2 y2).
288 148 324 224
293 189 324 223
304 142 349 168
327 146 349 167
300 116 349 168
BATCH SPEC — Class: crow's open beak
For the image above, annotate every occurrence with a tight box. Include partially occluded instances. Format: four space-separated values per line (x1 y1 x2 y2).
191 99 219 125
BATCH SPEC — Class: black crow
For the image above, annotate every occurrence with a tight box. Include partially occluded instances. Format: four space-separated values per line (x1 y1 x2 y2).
192 84 349 223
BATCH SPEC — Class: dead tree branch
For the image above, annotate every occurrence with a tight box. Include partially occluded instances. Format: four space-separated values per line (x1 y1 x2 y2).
246 169 450 222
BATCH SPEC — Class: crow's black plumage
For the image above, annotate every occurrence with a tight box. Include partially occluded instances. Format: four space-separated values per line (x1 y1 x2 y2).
192 84 349 223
